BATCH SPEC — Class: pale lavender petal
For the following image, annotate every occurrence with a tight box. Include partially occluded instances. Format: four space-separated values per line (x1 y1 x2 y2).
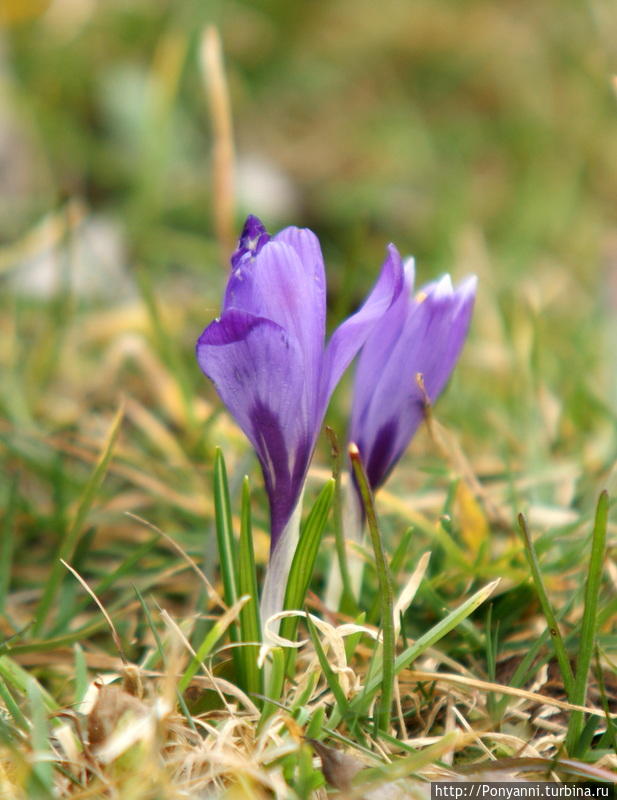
196 309 312 548
352 274 476 490
416 275 477 400
349 257 415 405
223 238 326 410
319 243 405 415
273 225 327 305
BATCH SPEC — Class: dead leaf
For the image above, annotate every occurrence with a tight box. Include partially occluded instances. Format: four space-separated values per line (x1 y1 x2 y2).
308 739 364 792
87 683 148 751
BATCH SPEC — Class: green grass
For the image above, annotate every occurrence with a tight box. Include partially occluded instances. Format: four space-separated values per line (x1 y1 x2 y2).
1 0 617 796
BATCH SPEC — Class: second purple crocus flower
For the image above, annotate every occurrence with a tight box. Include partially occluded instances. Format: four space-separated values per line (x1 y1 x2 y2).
351 258 477 493
324 258 476 608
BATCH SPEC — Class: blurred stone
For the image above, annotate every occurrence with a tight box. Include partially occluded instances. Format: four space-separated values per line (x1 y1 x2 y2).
235 153 300 221
9 212 135 302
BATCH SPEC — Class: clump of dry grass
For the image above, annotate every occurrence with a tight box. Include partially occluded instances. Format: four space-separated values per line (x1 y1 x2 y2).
2 525 617 799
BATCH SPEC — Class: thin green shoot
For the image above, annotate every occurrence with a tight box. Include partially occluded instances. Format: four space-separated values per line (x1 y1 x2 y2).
565 490 609 755
518 513 575 700
368 526 414 624
213 447 244 686
344 611 366 664
258 647 286 732
213 448 239 611
305 705 325 739
236 476 263 702
349 443 394 734
305 612 350 718
485 605 498 720
27 677 55 798
0 679 28 731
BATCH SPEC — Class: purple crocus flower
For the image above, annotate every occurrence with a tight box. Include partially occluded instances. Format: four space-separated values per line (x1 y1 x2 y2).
350 258 477 492
197 216 404 619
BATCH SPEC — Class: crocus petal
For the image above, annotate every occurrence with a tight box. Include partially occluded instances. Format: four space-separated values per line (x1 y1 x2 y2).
351 272 476 490
231 214 271 269
224 237 326 412
349 257 416 395
415 274 477 400
196 309 312 547
273 225 327 303
319 243 405 414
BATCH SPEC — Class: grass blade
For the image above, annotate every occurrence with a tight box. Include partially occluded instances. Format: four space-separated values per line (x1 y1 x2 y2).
306 612 350 717
353 731 459 791
518 513 575 699
280 479 335 650
0 678 28 731
32 402 124 636
368 526 414 624
258 646 286 731
305 705 326 739
134 587 167 671
344 611 367 663
236 476 263 702
0 657 58 714
349 443 394 734
27 677 54 798
178 595 249 694
212 448 244 683
213 447 238 611
352 578 499 712
565 490 609 755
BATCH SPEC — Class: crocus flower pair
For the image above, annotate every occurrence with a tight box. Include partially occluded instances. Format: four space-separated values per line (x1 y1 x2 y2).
196 216 475 621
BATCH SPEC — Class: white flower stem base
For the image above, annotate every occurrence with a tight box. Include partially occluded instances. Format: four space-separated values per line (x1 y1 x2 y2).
324 478 365 610
260 496 303 642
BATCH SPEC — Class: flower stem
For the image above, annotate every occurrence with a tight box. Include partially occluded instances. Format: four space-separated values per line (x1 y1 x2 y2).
349 442 394 734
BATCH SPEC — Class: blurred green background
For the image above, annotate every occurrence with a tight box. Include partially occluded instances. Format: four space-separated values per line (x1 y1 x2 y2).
2 0 617 589
4 0 617 270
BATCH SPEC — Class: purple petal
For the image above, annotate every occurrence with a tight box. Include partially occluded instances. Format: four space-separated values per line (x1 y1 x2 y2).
196 309 312 548
351 273 476 490
231 215 270 269
224 235 326 416
348 257 416 395
319 243 405 414
273 225 327 303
